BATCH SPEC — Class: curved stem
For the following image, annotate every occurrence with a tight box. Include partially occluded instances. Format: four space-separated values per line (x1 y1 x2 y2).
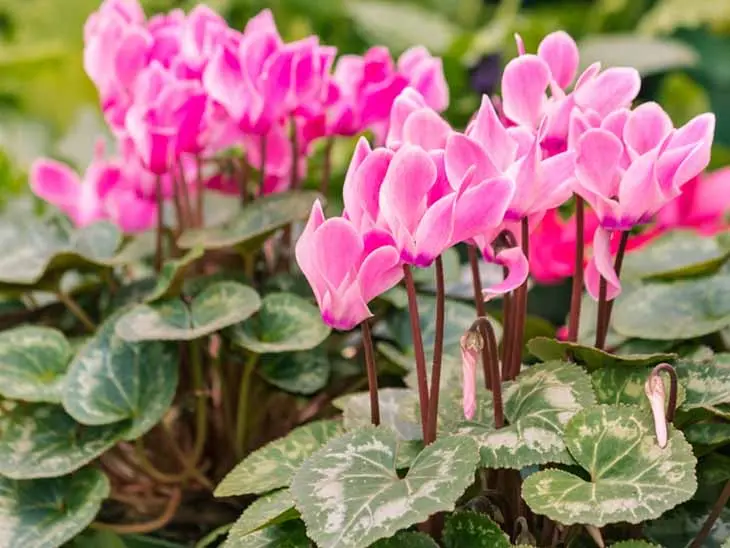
650 363 678 422
595 231 630 350
55 291 95 333
155 174 163 272
189 339 207 464
92 488 182 535
235 353 258 458
403 264 429 440
361 320 380 426
426 256 446 444
690 480 730 548
567 196 585 342
468 246 492 390
133 438 187 484
469 317 504 428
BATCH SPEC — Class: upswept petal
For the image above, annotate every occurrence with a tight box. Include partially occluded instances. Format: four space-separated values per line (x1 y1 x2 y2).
585 227 621 301
481 247 529 301
402 108 451 150
537 31 579 89
574 66 640 116
358 244 403 303
444 133 500 191
623 102 673 158
575 129 623 200
451 176 514 244
468 95 517 171
501 55 550 129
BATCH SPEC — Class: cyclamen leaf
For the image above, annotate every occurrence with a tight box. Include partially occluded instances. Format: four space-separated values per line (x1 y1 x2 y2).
291 426 479 548
677 356 730 417
370 531 439 547
610 542 662 548
334 388 422 441
63 311 179 440
591 365 686 410
522 405 697 527
646 504 730 548
0 402 128 479
442 511 510 548
215 419 345 497
144 246 205 302
0 467 110 548
223 520 310 548
0 325 71 403
259 350 330 395
225 489 298 542
684 422 730 446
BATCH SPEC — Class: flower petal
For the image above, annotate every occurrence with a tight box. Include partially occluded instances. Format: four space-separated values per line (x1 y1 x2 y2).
624 102 673 157
501 55 550 129
537 31 579 89
482 247 529 301
574 67 641 117
444 133 499 191
585 227 621 301
468 95 518 172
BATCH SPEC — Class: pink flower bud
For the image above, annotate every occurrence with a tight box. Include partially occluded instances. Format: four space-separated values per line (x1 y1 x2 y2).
645 374 668 448
460 331 482 420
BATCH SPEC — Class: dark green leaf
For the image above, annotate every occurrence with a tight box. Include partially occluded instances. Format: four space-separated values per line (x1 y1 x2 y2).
145 246 205 303
684 422 730 446
442 511 510 548
259 350 330 395
222 520 310 547
371 531 439 547
225 489 298 540
646 503 730 548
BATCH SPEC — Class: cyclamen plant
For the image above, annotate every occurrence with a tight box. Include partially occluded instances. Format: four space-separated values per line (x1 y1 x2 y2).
2 1 730 548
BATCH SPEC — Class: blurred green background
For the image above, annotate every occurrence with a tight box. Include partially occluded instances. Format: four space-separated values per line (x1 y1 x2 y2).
1 0 729 204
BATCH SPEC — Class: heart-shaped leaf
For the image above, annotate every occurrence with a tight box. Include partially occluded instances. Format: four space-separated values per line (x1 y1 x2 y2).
0 467 110 548
63 311 179 440
684 423 730 447
646 504 730 548
291 426 479 548
371 531 440 547
0 325 71 403
677 356 730 417
178 191 320 251
527 337 676 373
259 350 330 395
455 361 595 468
223 520 310 547
116 282 262 342
145 246 205 303
334 388 422 441
523 405 697 526
698 453 730 486
613 275 730 340
442 511 510 548
215 419 345 497
591 366 686 409
226 293 330 354
610 542 662 548
0 402 128 479
226 489 298 540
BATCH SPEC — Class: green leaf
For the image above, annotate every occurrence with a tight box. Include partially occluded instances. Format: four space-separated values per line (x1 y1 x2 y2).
577 34 698 76
621 231 730 281
0 402 127 479
0 325 71 403
116 282 262 342
698 453 730 486
610 542 662 548
291 427 479 548
371 531 440 547
0 467 110 548
226 292 330 354
684 422 730 446
613 275 730 340
638 0 730 35
676 356 730 417
333 388 422 441
442 511 510 548
178 191 320 251
455 361 596 469
527 337 676 373
226 489 298 541
522 405 697 526
591 365 686 410
345 0 458 54
215 419 345 497
63 311 179 440
646 504 730 548
259 349 330 395
145 246 205 303
222 520 310 547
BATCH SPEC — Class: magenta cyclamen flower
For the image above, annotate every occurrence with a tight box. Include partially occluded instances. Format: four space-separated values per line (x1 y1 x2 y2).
295 201 403 330
578 103 715 299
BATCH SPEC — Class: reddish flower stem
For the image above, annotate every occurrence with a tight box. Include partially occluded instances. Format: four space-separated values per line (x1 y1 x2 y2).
468 246 492 390
507 218 530 380
258 133 267 194
403 264 430 440
320 137 334 196
690 479 730 548
469 316 504 429
567 196 585 342
195 155 204 228
425 256 445 445
361 320 380 426
155 174 163 272
595 230 629 350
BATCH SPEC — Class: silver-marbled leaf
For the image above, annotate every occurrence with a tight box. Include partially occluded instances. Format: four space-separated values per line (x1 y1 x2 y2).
591 365 686 410
333 388 422 441
222 520 310 548
442 511 510 548
144 246 205 302
676 355 730 417
291 426 479 548
224 489 298 543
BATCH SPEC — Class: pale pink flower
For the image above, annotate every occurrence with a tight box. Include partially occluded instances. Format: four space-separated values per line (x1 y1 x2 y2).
645 374 668 448
460 332 481 420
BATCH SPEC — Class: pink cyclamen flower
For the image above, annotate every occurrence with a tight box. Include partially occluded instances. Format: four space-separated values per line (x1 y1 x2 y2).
397 46 449 113
577 103 715 300
295 201 403 331
386 87 452 151
645 373 668 448
460 331 481 420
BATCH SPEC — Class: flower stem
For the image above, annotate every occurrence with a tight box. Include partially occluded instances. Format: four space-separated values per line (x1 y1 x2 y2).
567 196 585 342
595 230 630 350
234 353 258 459
320 137 334 196
426 256 446 445
690 479 730 548
56 291 96 333
468 246 492 390
507 218 530 380
469 317 504 428
403 264 430 440
237 156 250 207
92 488 182 535
155 174 163 272
189 339 207 464
195 156 204 228
258 134 267 194
361 319 380 426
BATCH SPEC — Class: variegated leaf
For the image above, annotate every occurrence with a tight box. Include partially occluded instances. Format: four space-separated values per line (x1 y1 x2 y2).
224 489 298 543
684 422 730 446
454 361 595 468
0 402 127 479
215 420 345 497
144 246 205 302
610 542 662 548
259 349 330 395
221 520 310 548
334 388 422 441
226 292 330 354
591 365 686 410
523 405 697 527
371 531 439 547
116 282 261 341
646 504 730 548
63 311 179 440
291 426 479 548
0 325 71 403
0 467 109 548
677 355 730 417
442 511 510 548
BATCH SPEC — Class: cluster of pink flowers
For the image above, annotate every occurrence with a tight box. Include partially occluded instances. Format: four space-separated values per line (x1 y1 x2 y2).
30 0 448 231
297 31 715 330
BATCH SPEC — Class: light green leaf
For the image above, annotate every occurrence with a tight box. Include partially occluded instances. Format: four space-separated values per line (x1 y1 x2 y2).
676 356 730 417
613 275 730 340
178 191 320 251
226 292 330 354
291 426 479 548
591 365 686 410
145 246 205 303
334 388 423 442
455 361 595 468
116 282 262 342
225 489 298 542
639 0 730 35
0 467 110 548
259 350 330 395
63 311 179 440
345 0 458 54
527 337 675 373
442 511 510 548
646 504 730 548
223 521 310 547
0 402 127 479
684 422 730 447
578 34 698 76
523 405 697 526
0 325 71 403
215 419 345 497
371 531 440 547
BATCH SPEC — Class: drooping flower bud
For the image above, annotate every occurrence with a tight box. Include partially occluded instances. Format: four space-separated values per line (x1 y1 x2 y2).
645 373 668 448
460 330 483 420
